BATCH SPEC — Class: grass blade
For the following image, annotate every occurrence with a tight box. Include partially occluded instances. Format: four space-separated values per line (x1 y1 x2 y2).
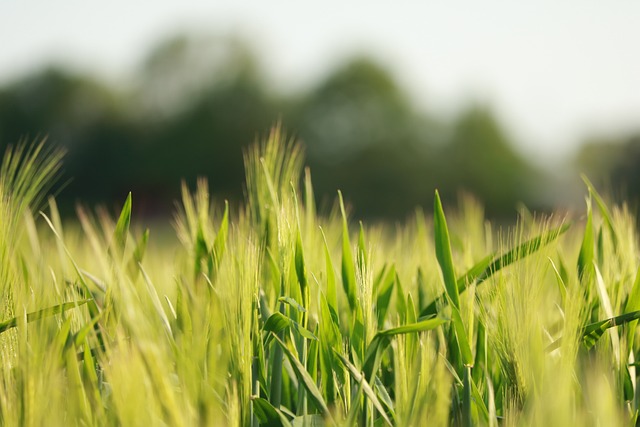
578 197 595 283
433 191 473 367
477 223 571 285
320 228 338 316
338 191 357 313
0 300 91 334
375 264 396 329
127 228 149 277
272 335 335 424
625 267 640 349
581 174 618 247
421 223 570 318
333 351 393 426
363 317 448 380
376 317 448 337
252 397 292 427
434 190 460 309
212 200 229 271
583 310 640 349
112 192 132 255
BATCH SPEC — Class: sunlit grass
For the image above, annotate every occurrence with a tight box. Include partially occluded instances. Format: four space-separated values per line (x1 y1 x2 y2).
0 127 639 426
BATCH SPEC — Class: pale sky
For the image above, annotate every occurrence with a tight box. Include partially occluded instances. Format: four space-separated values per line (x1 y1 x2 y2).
2 1 640 164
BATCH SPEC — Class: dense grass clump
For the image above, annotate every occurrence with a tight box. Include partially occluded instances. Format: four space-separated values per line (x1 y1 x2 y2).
1 128 640 426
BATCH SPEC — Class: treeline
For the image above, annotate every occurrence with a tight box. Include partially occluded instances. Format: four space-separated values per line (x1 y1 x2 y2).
0 33 637 219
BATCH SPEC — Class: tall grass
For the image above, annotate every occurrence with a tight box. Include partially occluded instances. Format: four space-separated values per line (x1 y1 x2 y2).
0 127 639 425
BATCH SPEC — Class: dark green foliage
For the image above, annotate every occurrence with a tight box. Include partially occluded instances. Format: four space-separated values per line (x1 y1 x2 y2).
0 35 549 220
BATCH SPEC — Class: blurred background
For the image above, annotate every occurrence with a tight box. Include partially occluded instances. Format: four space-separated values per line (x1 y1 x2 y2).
1 1 639 220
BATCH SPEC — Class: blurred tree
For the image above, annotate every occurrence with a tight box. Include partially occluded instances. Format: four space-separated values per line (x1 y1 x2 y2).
292 57 414 155
0 67 121 147
611 135 640 201
136 34 262 117
0 33 550 220
0 67 140 212
441 105 542 216
575 136 626 183
135 34 281 209
575 133 640 203
288 57 443 218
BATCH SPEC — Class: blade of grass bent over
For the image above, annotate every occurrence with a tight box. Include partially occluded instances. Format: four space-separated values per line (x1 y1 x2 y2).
0 300 91 334
252 397 292 427
421 222 570 318
362 317 448 381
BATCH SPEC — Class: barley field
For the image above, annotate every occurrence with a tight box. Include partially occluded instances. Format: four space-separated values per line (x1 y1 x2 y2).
0 127 638 426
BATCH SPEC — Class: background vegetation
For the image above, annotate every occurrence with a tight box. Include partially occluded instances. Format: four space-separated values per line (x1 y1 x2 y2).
4 33 636 221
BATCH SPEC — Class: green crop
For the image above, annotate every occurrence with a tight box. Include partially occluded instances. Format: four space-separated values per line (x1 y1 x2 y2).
0 128 638 426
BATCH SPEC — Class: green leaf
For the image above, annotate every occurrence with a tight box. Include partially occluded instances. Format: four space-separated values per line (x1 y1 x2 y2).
434 191 473 367
264 312 292 335
252 397 292 427
307 326 320 382
82 341 105 420
549 258 567 306
462 366 472 427
357 221 367 271
0 300 91 334
263 312 317 342
212 200 229 270
581 174 618 247
582 310 640 349
279 297 306 313
471 371 490 424
374 376 395 420
272 335 335 424
73 312 104 348
421 223 570 318
363 317 448 380
376 317 448 337
434 190 460 309
395 273 407 325
375 264 396 329
127 228 149 277
194 226 208 278
472 320 487 384
578 197 594 283
339 191 357 313
333 351 393 426
345 373 366 427
292 322 318 342
41 213 102 319
113 192 132 254
457 254 494 291
294 205 308 303
320 228 338 316
624 267 640 350
477 223 571 285
318 291 341 406
450 305 474 367
624 364 634 402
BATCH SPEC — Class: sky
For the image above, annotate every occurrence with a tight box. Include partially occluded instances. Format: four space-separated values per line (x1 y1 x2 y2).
2 1 640 164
